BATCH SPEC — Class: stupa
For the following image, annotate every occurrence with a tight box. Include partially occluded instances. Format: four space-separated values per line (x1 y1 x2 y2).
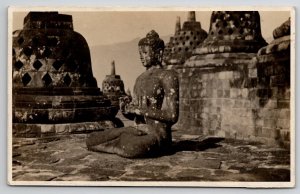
254 18 291 147
185 11 267 67
176 11 271 142
102 61 126 108
163 11 208 67
12 12 118 137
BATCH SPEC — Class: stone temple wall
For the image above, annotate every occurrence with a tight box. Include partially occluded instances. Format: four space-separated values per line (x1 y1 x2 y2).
253 18 291 147
176 53 258 139
169 12 291 147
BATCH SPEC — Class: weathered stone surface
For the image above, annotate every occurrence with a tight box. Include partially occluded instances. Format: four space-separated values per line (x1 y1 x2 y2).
254 18 291 147
185 52 256 68
12 12 119 135
273 17 290 39
13 121 116 137
195 11 267 55
12 131 290 182
168 12 290 147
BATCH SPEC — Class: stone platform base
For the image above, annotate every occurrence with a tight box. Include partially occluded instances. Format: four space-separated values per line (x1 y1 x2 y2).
13 121 115 137
11 129 290 182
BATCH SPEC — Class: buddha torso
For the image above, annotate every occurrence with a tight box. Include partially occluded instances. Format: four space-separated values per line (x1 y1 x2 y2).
132 67 177 141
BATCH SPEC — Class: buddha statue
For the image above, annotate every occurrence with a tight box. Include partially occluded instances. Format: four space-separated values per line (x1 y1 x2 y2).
86 30 179 158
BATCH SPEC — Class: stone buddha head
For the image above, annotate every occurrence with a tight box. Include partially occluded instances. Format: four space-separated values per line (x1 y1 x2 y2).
138 30 165 68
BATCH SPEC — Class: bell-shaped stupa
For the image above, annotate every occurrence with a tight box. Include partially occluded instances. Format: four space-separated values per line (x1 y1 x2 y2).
12 12 118 136
102 61 126 108
163 11 208 67
185 11 267 67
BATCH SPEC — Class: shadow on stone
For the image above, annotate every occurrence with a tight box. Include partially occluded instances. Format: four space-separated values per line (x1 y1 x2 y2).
111 117 125 128
171 137 224 154
141 137 225 158
124 137 224 159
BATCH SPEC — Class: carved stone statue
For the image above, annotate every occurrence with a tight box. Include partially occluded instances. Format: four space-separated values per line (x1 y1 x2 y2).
86 30 179 158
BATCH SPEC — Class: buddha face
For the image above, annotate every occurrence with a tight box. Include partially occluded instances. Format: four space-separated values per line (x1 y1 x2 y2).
139 45 163 68
139 45 154 68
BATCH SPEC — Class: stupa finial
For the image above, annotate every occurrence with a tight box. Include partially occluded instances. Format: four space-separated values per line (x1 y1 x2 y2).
111 60 116 75
175 16 181 34
187 11 196 22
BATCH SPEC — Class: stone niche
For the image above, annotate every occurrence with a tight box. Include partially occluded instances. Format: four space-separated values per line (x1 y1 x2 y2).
12 12 119 137
171 11 291 147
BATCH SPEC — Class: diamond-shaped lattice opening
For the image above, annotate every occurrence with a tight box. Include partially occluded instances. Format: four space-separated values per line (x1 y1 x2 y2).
234 21 240 28
22 73 31 86
239 28 244 35
32 37 39 45
62 48 69 56
46 37 59 46
66 59 79 72
14 61 24 70
23 46 33 57
12 49 16 56
64 74 72 86
42 47 52 58
33 60 43 70
18 37 24 45
52 60 63 70
42 73 52 86
78 76 84 84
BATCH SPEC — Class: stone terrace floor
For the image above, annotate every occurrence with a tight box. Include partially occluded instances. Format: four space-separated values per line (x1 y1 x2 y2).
12 128 290 182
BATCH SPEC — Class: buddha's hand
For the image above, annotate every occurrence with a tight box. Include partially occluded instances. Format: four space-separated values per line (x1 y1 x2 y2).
119 95 132 113
125 104 144 115
127 95 147 115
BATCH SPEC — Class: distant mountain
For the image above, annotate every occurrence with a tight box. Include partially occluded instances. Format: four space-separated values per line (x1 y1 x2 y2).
90 35 171 92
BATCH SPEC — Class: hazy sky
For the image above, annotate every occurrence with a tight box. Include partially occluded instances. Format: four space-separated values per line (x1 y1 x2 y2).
12 11 291 91
13 11 290 46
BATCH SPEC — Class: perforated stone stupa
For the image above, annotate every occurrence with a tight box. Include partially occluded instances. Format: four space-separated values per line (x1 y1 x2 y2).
195 11 267 55
163 11 208 67
12 12 118 137
102 61 126 108
185 11 267 68
174 11 291 146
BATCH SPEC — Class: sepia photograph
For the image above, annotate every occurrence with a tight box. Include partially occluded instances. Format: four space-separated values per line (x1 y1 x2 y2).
7 7 295 187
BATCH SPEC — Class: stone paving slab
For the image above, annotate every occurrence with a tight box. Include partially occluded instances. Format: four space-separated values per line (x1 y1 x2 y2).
11 130 290 182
